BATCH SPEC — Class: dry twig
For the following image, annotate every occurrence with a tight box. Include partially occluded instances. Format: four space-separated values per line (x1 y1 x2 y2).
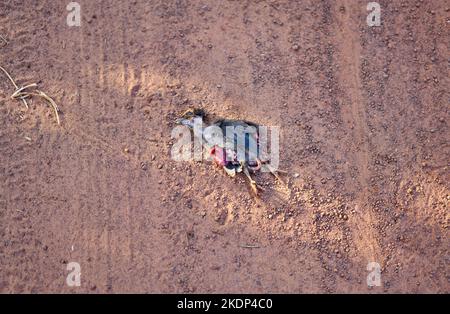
0 34 7 46
0 66 29 108
34 90 61 125
239 244 261 249
0 66 61 125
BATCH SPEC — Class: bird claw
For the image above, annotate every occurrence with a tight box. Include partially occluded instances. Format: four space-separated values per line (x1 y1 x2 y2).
223 166 236 177
249 181 260 196
263 164 287 184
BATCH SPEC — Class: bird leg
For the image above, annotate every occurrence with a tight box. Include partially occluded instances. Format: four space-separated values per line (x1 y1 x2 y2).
263 163 287 184
242 164 262 195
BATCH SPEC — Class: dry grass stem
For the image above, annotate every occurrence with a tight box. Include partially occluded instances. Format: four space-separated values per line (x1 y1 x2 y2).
1 66 61 125
0 66 29 108
0 34 7 45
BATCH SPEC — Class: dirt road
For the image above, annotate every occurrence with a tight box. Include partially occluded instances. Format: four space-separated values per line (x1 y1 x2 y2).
0 0 448 293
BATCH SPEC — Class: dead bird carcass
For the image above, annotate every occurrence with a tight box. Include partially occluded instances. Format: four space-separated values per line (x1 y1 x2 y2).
173 108 285 195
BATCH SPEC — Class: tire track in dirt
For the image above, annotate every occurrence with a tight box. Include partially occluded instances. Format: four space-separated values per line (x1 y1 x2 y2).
121 0 136 276
0 1 59 292
263 0 361 292
334 0 381 265
313 0 358 292
65 0 110 291
357 1 449 292
97 0 114 292
0 118 35 291
44 0 89 291
102 0 135 290
104 0 144 290
0 4 38 87
52 0 93 288
85 0 123 291
73 0 144 291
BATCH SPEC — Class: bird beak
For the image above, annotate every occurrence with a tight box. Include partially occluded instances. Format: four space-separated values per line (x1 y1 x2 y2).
175 118 193 128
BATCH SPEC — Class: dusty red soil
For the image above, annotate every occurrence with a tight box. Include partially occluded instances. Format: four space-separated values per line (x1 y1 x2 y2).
0 0 448 293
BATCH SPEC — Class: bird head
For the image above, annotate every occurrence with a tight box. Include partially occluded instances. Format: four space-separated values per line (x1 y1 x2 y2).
175 108 206 128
